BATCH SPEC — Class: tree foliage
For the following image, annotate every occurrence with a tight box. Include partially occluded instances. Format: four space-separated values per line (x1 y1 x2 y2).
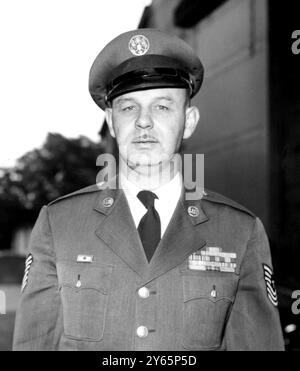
0 133 104 250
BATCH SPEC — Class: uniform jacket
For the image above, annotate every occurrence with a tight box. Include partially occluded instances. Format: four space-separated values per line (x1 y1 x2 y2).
13 183 285 351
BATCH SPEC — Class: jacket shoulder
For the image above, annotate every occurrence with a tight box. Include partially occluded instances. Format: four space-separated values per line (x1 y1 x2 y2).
202 190 256 218
47 184 102 207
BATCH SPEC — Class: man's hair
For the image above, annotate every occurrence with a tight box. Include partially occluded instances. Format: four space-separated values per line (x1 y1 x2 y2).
184 89 191 109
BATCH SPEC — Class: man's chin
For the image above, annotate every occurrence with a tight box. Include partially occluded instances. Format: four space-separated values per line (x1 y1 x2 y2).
125 152 168 168
128 159 161 170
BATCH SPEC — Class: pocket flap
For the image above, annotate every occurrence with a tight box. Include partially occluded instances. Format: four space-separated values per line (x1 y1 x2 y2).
182 273 238 303
57 261 114 294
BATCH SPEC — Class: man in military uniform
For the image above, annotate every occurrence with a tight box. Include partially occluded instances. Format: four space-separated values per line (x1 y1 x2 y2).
13 29 284 351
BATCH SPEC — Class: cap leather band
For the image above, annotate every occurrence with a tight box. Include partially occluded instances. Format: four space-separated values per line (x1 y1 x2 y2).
106 67 193 103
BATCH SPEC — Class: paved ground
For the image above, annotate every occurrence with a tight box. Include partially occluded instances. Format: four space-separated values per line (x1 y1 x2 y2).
0 256 25 351
0 279 22 351
0 312 15 351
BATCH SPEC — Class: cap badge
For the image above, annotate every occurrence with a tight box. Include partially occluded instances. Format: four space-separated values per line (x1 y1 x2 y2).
128 35 150 56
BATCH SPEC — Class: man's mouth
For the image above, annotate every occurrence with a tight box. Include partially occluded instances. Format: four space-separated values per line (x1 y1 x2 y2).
132 135 158 144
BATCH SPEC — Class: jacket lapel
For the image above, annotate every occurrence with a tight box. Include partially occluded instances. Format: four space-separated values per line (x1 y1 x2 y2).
94 179 209 282
94 186 149 278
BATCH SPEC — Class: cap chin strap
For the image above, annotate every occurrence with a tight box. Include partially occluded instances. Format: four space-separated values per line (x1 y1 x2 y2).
105 67 194 104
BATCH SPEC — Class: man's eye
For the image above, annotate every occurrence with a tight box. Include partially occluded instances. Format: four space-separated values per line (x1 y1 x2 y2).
122 106 135 111
156 105 169 111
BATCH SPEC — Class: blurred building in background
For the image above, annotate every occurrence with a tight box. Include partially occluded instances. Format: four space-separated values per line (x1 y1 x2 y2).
141 0 270 234
137 0 300 349
140 0 300 282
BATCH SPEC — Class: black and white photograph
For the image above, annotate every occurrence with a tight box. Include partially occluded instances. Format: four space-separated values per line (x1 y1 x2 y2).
0 0 299 354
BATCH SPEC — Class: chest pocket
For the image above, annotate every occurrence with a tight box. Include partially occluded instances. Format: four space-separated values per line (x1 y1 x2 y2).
57 262 113 342
181 270 239 350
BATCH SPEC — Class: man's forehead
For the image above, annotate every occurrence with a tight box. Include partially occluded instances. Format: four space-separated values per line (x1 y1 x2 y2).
113 88 186 104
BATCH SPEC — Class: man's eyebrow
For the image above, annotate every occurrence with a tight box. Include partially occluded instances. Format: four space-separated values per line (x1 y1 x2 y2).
113 95 175 106
114 98 136 105
154 96 174 102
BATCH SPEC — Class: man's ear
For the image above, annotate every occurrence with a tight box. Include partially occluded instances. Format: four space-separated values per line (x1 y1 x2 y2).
183 106 200 140
105 108 116 138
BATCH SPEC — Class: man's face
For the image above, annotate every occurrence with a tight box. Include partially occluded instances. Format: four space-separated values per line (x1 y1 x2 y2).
105 88 199 170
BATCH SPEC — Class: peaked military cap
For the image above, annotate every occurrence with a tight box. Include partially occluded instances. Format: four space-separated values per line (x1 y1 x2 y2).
89 29 204 110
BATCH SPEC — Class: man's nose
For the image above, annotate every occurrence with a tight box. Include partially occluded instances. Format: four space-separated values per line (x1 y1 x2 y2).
135 108 153 129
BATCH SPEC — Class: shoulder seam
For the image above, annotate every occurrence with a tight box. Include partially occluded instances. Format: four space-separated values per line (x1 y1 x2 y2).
202 190 256 218
47 185 101 207
44 206 56 260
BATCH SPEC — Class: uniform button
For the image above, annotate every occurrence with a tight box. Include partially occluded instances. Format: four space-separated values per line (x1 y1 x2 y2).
136 326 148 338
138 287 150 299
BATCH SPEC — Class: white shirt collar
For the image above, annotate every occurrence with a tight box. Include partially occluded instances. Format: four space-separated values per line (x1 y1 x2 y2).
120 172 182 237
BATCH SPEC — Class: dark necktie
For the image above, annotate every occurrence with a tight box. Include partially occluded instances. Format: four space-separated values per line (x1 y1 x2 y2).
137 190 161 262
